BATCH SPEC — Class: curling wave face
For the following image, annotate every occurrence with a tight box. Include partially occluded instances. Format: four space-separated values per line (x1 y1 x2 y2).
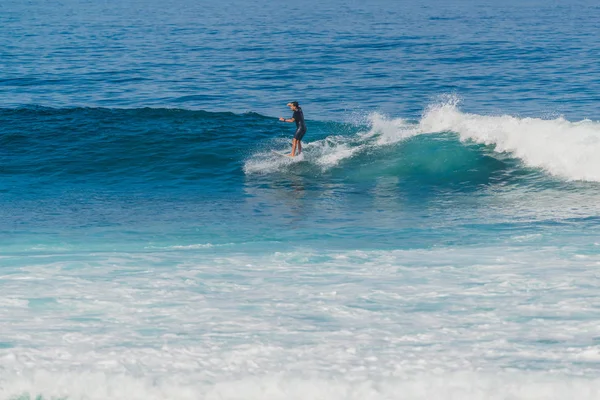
245 99 600 183
420 99 600 182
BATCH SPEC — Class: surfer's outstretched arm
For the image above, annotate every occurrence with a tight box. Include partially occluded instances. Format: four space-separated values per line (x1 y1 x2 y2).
279 117 296 123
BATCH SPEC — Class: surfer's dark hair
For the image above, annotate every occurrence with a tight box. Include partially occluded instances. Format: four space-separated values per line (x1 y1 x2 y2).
291 101 299 107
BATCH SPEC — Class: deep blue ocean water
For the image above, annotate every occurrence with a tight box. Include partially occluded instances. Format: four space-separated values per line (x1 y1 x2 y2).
2 0 600 399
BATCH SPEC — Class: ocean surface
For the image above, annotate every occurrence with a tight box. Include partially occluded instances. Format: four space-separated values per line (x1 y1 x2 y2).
2 0 600 399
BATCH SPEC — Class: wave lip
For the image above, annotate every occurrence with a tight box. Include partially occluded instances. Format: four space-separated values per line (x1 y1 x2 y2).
420 100 600 182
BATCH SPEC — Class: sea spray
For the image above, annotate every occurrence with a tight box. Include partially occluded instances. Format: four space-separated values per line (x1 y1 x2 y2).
420 100 600 181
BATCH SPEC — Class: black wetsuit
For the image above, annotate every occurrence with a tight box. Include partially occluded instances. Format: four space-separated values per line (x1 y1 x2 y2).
292 108 307 140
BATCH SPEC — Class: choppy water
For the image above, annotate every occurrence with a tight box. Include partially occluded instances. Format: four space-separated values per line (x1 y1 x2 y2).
2 0 600 399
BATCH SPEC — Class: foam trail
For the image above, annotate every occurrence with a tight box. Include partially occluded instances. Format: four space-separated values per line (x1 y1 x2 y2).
243 145 306 174
244 114 419 174
420 100 600 181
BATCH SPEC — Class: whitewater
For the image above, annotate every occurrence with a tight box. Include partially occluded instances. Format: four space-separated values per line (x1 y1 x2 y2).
3 246 600 400
246 100 600 183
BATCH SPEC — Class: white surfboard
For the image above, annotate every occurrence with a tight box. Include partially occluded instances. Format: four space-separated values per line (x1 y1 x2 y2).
271 150 293 158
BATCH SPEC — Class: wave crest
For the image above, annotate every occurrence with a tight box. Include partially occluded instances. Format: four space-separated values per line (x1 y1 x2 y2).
421 101 600 181
246 99 600 183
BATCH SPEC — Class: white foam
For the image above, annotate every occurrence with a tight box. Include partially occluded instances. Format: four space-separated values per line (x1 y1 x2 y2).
2 246 600 397
3 371 600 400
243 144 305 174
244 114 419 174
145 243 215 250
420 99 600 181
362 112 419 145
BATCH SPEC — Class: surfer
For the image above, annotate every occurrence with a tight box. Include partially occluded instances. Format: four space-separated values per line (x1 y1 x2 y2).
279 101 307 157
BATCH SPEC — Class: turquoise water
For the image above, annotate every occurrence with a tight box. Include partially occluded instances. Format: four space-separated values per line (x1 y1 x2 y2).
2 0 600 399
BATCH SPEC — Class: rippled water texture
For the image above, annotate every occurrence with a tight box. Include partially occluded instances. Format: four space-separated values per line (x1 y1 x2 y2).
2 0 600 118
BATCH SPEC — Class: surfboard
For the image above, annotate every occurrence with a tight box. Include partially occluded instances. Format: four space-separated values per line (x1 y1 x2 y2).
271 150 293 158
